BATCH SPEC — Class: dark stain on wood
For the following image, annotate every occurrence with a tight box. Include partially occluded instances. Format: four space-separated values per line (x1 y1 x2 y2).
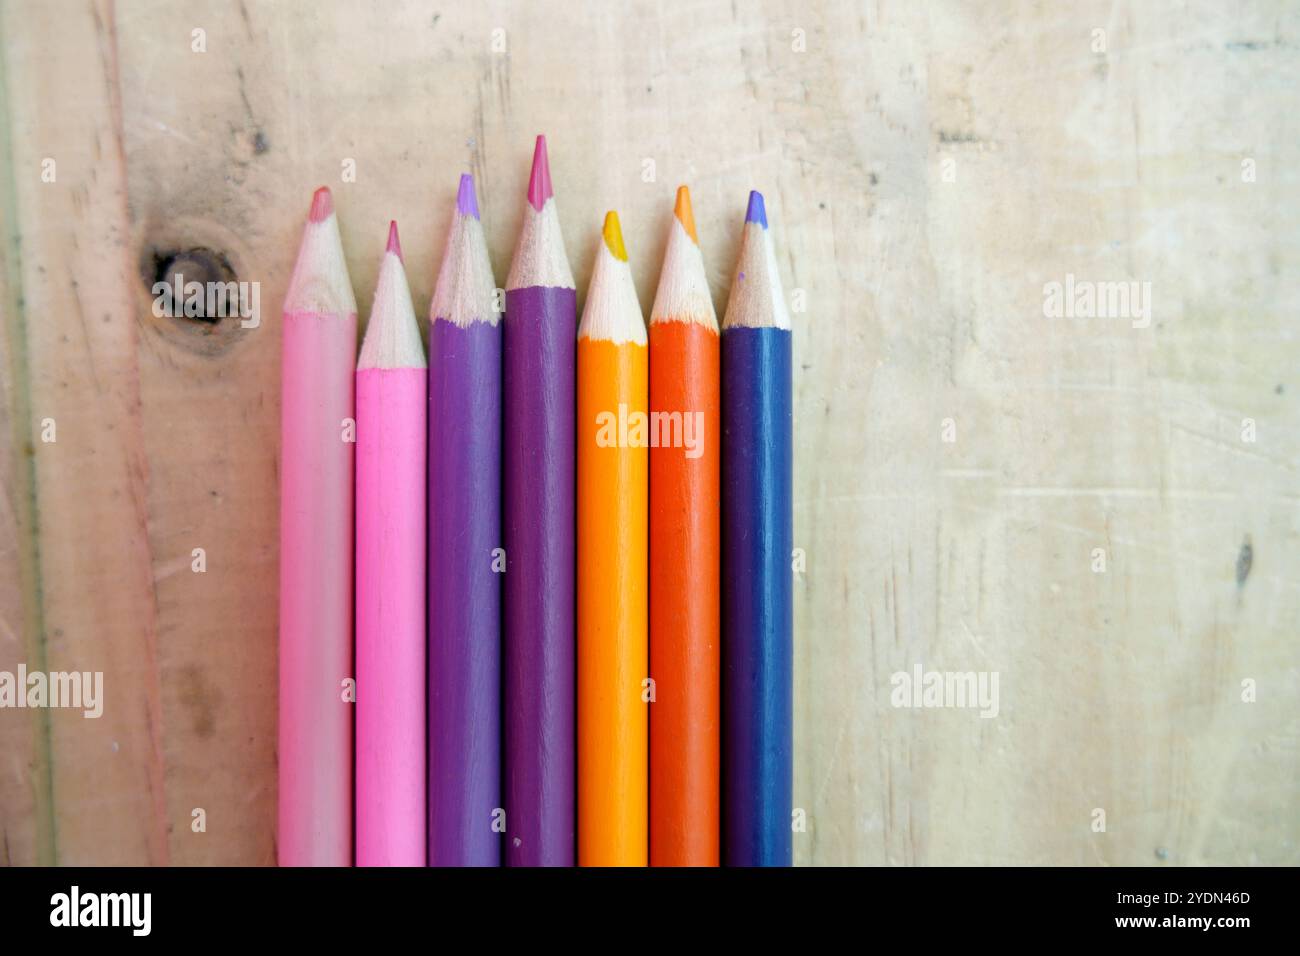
136 242 252 356
179 664 221 739
142 246 238 323
1235 536 1253 588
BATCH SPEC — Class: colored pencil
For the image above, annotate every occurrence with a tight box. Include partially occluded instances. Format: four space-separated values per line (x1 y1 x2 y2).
279 186 357 866
721 190 793 867
577 211 649 866
503 134 576 866
428 174 501 866
355 221 427 867
648 186 720 867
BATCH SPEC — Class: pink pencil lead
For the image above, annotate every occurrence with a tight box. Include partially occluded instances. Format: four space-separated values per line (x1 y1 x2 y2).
309 186 334 223
386 220 403 262
526 134 553 211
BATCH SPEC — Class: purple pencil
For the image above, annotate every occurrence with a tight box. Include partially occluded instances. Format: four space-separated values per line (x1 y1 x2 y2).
503 135 576 866
428 174 502 865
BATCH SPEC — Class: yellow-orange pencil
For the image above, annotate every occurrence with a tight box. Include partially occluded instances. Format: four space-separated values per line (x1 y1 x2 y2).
577 211 648 866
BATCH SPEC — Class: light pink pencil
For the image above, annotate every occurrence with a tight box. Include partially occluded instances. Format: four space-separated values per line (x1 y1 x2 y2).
356 222 428 866
279 186 357 866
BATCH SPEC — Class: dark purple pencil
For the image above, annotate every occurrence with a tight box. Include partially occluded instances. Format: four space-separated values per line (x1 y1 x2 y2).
428 174 502 865
503 135 576 866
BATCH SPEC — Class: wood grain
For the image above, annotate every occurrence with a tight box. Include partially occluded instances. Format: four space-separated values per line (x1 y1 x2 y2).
0 0 1295 865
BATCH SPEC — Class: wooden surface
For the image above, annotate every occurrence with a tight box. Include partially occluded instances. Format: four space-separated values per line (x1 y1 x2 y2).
1 0 1296 865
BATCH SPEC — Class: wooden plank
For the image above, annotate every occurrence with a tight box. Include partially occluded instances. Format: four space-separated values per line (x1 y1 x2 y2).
0 0 166 865
0 0 1294 866
0 6 51 864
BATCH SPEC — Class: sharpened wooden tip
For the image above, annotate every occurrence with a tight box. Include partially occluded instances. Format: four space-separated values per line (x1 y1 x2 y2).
386 220 403 262
674 186 698 244
527 135 553 211
602 211 627 262
309 186 334 222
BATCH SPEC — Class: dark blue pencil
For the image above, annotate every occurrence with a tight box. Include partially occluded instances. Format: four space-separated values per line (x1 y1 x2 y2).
721 191 793 866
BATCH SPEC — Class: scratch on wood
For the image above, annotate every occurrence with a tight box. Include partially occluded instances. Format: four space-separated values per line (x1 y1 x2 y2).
67 271 102 393
890 559 900 648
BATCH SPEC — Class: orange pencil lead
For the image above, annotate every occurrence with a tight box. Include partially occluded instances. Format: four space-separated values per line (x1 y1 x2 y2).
673 186 698 244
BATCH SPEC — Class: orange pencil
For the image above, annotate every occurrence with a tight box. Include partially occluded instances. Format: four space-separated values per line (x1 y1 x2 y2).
648 186 720 866
577 211 648 866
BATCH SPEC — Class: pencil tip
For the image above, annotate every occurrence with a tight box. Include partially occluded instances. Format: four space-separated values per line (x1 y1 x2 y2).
457 173 480 220
527 134 553 211
745 190 767 228
386 220 402 262
674 185 699 244
602 210 628 262
309 186 334 223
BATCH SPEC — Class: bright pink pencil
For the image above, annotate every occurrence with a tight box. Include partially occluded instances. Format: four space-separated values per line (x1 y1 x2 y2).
356 222 428 866
279 186 357 866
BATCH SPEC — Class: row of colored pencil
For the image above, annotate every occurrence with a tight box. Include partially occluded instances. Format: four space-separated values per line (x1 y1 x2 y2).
278 136 792 868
